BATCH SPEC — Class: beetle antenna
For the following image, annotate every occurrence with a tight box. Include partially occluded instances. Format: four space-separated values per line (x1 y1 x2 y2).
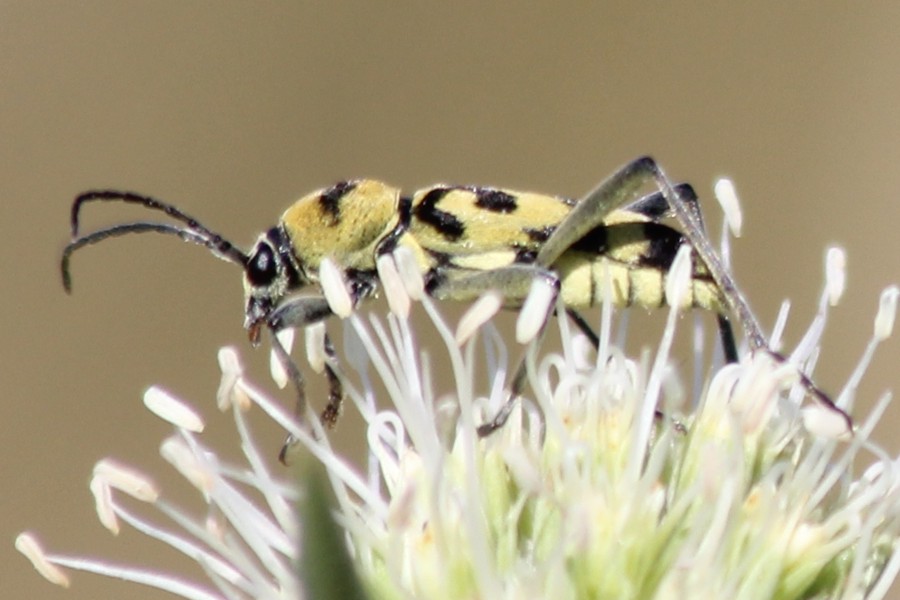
71 190 245 261
61 221 249 293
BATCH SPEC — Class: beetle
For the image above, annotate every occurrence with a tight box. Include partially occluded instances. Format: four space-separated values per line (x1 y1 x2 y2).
62 156 849 447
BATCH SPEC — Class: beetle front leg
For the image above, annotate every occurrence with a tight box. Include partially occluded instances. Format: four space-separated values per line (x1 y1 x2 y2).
265 294 350 463
266 294 334 333
319 333 344 429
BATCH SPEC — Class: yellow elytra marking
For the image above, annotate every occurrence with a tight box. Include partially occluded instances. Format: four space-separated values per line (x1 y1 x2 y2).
407 187 571 256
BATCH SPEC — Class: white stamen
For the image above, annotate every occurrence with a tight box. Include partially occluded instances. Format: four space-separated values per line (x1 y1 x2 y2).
305 322 327 374
160 437 213 494
501 446 542 494
801 405 852 440
875 285 899 341
143 387 205 433
319 257 353 318
342 318 371 379
90 476 118 534
277 326 295 354
770 300 791 352
93 459 159 502
204 512 226 542
15 533 70 588
661 364 685 409
714 177 742 237
825 246 846 306
516 277 556 344
787 524 830 565
394 246 425 301
216 346 246 411
31 553 224 600
456 291 503 345
665 244 693 309
217 345 243 379
269 327 295 388
377 253 411 318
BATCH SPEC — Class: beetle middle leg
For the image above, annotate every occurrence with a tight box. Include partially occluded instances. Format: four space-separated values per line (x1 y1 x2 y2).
425 264 561 434
473 157 755 436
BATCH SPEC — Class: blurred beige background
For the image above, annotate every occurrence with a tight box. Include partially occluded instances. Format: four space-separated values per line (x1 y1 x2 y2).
4 3 900 598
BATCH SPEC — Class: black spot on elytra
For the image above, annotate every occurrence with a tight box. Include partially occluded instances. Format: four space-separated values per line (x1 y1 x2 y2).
425 248 454 268
573 222 685 270
523 226 555 243
319 181 357 224
571 225 609 254
475 189 517 213
514 247 538 264
638 222 684 270
414 187 465 241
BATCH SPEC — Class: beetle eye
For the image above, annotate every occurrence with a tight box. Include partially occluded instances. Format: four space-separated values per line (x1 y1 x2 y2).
246 243 278 286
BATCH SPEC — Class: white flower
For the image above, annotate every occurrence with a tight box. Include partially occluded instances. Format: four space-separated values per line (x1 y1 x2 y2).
19 183 900 599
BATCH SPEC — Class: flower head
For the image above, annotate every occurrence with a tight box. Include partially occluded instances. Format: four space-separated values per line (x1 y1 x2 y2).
19 182 900 599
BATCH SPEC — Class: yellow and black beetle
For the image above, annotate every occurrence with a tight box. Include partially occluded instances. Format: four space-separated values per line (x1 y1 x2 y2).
62 156 849 446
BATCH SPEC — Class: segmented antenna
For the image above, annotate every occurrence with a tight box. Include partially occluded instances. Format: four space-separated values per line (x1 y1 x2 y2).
62 190 249 292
